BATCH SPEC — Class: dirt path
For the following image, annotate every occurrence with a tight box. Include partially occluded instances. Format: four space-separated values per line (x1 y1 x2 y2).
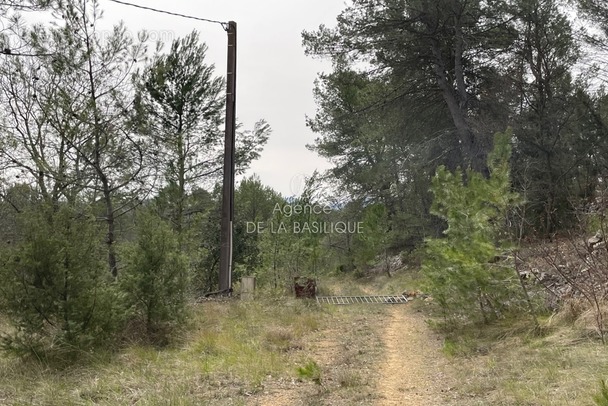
256 303 454 406
376 305 453 406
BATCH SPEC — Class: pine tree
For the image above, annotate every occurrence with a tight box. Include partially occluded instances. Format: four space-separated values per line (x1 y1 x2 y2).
118 210 188 343
423 130 521 323
0 205 121 356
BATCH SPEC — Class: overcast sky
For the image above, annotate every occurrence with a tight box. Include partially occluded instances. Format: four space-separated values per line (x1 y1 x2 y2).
96 0 346 196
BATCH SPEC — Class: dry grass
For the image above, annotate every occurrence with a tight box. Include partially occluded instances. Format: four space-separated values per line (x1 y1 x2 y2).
439 312 608 405
0 298 326 405
292 305 387 405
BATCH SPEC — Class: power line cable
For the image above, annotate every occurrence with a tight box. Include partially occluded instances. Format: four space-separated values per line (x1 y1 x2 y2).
106 0 228 30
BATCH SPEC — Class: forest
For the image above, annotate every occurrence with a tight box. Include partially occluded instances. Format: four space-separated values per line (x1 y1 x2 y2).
1 0 608 404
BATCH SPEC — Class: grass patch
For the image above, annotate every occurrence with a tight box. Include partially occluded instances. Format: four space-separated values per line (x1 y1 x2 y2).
0 298 326 405
334 369 362 388
296 360 322 384
437 312 608 405
593 380 608 406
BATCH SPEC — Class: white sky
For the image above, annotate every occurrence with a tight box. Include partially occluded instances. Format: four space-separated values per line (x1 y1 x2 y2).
97 0 347 196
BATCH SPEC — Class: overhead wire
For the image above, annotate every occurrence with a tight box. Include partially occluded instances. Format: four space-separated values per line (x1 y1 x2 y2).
106 0 229 30
1 0 229 57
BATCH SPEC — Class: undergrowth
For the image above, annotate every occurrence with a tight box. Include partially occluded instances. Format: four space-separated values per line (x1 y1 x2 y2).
433 302 608 405
0 298 325 405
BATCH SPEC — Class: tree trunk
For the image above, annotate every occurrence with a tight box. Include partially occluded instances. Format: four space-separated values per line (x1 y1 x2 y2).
103 177 118 277
429 34 489 175
83 9 117 277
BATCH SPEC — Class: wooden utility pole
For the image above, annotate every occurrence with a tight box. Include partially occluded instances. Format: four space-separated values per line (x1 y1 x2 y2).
219 21 237 294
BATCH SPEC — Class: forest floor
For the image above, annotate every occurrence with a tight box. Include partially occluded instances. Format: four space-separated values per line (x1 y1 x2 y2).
2 271 608 405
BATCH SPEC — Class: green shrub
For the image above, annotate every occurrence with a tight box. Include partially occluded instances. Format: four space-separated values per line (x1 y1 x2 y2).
0 205 121 357
119 211 189 344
